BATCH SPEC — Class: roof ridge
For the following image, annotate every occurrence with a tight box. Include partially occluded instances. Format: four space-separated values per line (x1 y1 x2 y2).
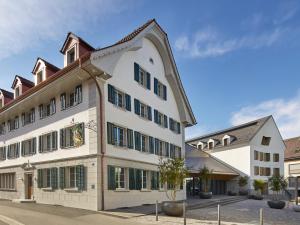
186 115 272 142
284 136 300 141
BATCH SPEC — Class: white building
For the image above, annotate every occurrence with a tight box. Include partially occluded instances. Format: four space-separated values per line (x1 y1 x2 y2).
0 19 196 211
186 116 285 193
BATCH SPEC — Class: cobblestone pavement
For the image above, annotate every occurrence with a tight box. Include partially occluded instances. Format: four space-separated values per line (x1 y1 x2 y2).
132 200 300 225
186 200 300 225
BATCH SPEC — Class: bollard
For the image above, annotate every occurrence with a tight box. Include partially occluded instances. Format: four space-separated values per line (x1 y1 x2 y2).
217 204 221 225
156 200 158 221
183 201 186 225
260 208 263 225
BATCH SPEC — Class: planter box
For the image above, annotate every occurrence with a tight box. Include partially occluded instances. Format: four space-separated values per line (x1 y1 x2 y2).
162 201 184 217
267 200 286 209
293 204 300 212
199 192 212 199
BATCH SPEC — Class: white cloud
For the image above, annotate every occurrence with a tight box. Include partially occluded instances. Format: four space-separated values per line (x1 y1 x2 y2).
230 91 300 139
0 0 131 60
175 27 286 58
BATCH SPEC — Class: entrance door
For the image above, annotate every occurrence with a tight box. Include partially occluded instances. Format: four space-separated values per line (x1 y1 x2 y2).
27 174 33 199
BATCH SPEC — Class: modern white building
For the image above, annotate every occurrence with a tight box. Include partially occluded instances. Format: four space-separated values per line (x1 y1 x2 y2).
0 19 196 210
186 116 285 193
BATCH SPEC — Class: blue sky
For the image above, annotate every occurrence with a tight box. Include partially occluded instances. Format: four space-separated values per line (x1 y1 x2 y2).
1 0 300 139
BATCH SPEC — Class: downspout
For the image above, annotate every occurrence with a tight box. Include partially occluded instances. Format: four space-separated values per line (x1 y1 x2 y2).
79 57 105 211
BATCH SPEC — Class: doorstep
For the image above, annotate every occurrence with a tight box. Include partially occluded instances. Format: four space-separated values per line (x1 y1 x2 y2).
12 199 36 203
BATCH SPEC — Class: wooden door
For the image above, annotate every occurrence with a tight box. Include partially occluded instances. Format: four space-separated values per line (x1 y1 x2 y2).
27 174 33 199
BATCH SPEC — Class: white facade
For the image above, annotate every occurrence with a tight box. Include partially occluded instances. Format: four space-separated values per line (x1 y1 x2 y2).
0 20 196 210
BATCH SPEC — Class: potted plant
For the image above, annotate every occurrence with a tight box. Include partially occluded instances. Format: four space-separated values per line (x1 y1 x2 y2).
159 158 188 217
238 176 249 196
267 175 287 209
199 166 213 199
252 179 265 200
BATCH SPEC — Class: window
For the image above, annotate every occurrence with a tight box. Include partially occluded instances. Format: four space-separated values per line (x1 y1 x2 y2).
107 84 131 111
259 167 271 176
107 123 134 149
134 63 151 90
142 170 148 189
39 98 56 119
273 168 280 176
0 173 15 190
154 78 167 100
289 163 300 174
21 108 35 126
39 132 58 153
254 166 259 175
208 142 213 150
60 123 85 148
37 168 58 189
254 150 259 160
58 165 85 190
0 122 5 135
264 153 270 162
115 167 125 189
288 177 299 188
134 99 151 120
67 47 76 65
169 118 181 134
261 136 271 146
37 70 43 84
0 147 6 161
8 118 19 132
21 138 36 156
259 152 264 161
223 138 229 146
7 143 20 159
154 109 168 128
155 138 167 156
169 144 181 159
15 87 20 97
273 153 279 162
151 171 159 190
60 85 83 110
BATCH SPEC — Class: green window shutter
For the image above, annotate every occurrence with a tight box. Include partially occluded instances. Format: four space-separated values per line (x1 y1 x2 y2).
21 142 24 156
177 122 181 134
60 129 65 148
163 85 167 100
134 63 140 82
59 167 65 189
127 129 134 149
51 167 58 189
165 142 170 157
52 131 58 150
164 115 168 128
134 131 141 151
76 165 85 190
136 169 142 190
107 122 114 145
125 94 131 111
146 72 151 90
154 78 158 94
129 168 136 190
37 169 43 188
147 106 152 121
154 138 159 155
39 136 43 153
134 99 140 115
154 110 158 124
149 136 154 154
108 84 115 104
108 166 116 190
33 138 36 154
151 171 155 190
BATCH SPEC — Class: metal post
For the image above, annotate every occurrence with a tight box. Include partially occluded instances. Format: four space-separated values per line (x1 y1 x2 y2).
296 176 299 205
260 208 263 225
183 201 186 225
156 200 158 221
217 204 221 225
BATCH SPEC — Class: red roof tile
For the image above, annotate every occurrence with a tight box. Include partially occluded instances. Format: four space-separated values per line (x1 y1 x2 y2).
284 136 300 161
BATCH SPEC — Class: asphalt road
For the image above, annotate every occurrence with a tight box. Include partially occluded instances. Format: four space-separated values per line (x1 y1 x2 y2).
0 200 143 225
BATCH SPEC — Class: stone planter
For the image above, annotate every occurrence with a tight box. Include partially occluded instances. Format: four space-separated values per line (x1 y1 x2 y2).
293 204 300 212
253 195 264 200
239 190 248 196
199 192 213 199
162 201 184 217
267 200 286 209
228 191 237 196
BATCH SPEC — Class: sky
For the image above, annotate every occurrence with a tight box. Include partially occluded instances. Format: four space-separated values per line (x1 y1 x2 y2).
1 0 300 140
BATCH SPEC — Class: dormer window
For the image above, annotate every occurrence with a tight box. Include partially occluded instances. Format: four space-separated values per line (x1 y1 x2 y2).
222 135 233 146
208 142 213 149
67 47 76 65
0 99 3 108
15 87 20 98
37 70 43 84
223 138 228 146
197 142 206 150
261 136 271 146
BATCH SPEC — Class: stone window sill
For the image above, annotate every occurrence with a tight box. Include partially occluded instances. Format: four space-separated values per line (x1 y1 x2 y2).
64 187 79 192
0 188 16 192
42 187 53 191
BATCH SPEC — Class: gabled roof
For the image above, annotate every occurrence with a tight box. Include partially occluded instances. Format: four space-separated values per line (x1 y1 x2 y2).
32 57 60 74
186 116 272 149
93 19 196 126
11 75 34 89
284 136 300 161
0 89 13 99
60 32 95 54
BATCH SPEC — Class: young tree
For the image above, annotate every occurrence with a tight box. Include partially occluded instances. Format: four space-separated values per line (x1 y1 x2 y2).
159 158 188 201
253 179 265 195
238 176 248 189
199 166 213 192
268 175 287 200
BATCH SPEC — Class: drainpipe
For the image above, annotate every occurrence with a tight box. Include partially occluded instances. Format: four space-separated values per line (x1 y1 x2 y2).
79 57 105 211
